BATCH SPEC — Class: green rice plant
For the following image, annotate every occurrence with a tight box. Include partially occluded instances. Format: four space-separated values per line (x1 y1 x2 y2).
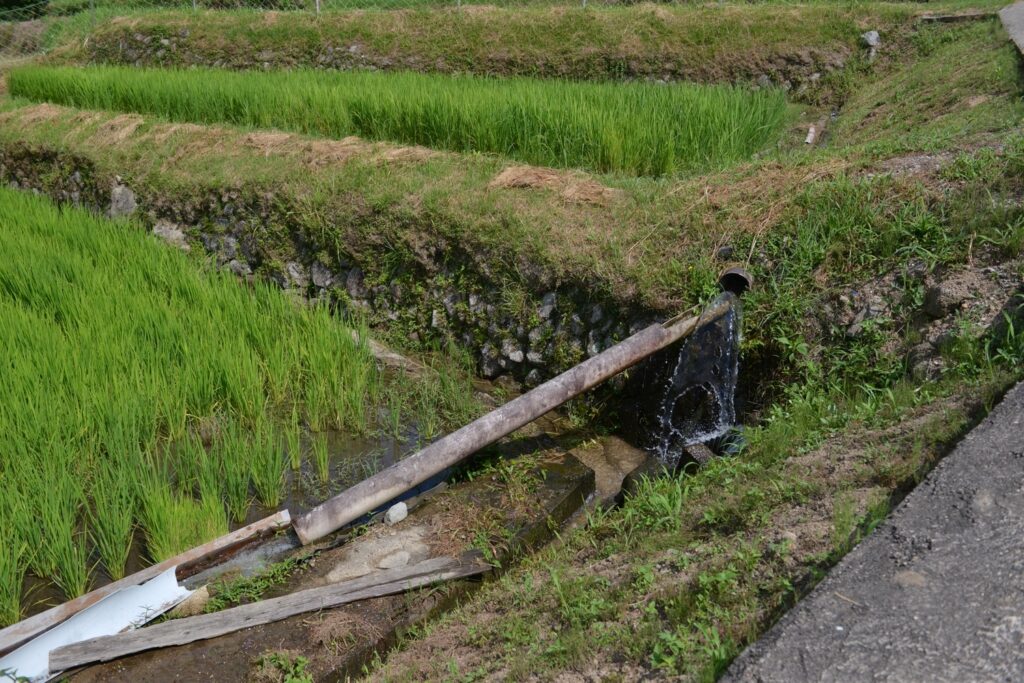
89 459 137 581
25 458 92 600
8 65 789 177
139 465 227 563
251 417 288 508
0 499 28 627
0 542 27 627
286 406 302 471
0 187 454 615
311 432 330 485
213 420 252 523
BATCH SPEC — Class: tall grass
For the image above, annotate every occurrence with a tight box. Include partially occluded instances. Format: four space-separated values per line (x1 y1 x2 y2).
0 187 444 620
8 65 789 176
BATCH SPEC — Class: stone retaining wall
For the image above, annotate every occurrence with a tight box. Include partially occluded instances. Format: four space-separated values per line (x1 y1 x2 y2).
0 142 656 384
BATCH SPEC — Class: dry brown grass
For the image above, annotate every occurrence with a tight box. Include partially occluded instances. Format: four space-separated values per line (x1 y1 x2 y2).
489 165 622 206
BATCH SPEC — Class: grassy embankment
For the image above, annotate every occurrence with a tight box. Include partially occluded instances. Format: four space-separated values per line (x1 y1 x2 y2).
7 65 788 176
0 188 477 626
371 18 1024 680
14 2 899 74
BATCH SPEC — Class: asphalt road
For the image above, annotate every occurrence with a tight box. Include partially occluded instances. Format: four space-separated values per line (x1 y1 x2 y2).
724 381 1024 683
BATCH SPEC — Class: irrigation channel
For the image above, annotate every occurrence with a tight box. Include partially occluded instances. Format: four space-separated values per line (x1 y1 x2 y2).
0 240 748 680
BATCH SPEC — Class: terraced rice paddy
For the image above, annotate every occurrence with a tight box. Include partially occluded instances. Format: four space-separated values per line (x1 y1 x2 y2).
0 188 474 625
7 65 789 176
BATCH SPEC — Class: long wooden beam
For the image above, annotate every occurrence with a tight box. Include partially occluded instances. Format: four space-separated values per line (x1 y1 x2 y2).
292 295 735 544
50 554 486 671
0 510 291 656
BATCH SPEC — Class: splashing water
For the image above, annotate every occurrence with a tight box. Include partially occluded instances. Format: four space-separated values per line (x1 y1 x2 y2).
649 292 741 467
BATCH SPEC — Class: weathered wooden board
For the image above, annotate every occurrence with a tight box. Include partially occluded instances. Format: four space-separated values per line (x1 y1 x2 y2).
50 554 486 671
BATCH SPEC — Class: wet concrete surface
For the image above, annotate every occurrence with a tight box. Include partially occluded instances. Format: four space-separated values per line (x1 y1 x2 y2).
725 381 1024 683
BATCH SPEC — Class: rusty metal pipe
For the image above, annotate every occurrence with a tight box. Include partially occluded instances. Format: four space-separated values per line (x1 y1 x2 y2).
292 295 735 545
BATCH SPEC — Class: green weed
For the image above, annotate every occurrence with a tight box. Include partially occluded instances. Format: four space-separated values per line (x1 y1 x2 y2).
256 651 313 683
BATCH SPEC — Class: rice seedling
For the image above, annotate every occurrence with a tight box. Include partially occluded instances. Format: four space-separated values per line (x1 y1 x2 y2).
213 420 253 524
0 499 28 627
311 432 330 484
8 65 790 176
286 406 303 471
251 418 289 508
89 459 137 581
39 480 92 600
139 465 228 563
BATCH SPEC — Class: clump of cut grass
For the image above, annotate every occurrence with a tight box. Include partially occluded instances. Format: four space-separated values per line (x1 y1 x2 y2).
8 64 789 176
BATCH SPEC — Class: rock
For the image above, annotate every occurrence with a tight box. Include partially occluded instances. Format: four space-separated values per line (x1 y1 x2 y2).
528 324 550 346
310 260 334 288
861 30 881 48
480 344 502 379
565 313 585 337
221 235 239 261
525 369 543 387
109 183 137 218
384 502 408 526
431 309 445 329
909 342 943 381
285 261 309 289
227 259 252 277
526 349 544 365
756 74 772 89
716 245 735 261
151 221 190 252
538 292 557 320
589 305 604 325
924 273 976 319
345 267 367 299
442 293 460 316
501 338 524 364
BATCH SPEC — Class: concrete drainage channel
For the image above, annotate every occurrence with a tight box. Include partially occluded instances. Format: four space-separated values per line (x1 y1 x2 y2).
0 262 747 681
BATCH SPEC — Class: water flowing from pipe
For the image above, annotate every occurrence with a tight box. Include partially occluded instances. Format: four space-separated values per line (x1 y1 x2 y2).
649 292 741 467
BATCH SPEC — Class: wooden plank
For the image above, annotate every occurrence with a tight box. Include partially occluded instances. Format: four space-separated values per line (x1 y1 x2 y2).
0 510 291 656
50 554 486 671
